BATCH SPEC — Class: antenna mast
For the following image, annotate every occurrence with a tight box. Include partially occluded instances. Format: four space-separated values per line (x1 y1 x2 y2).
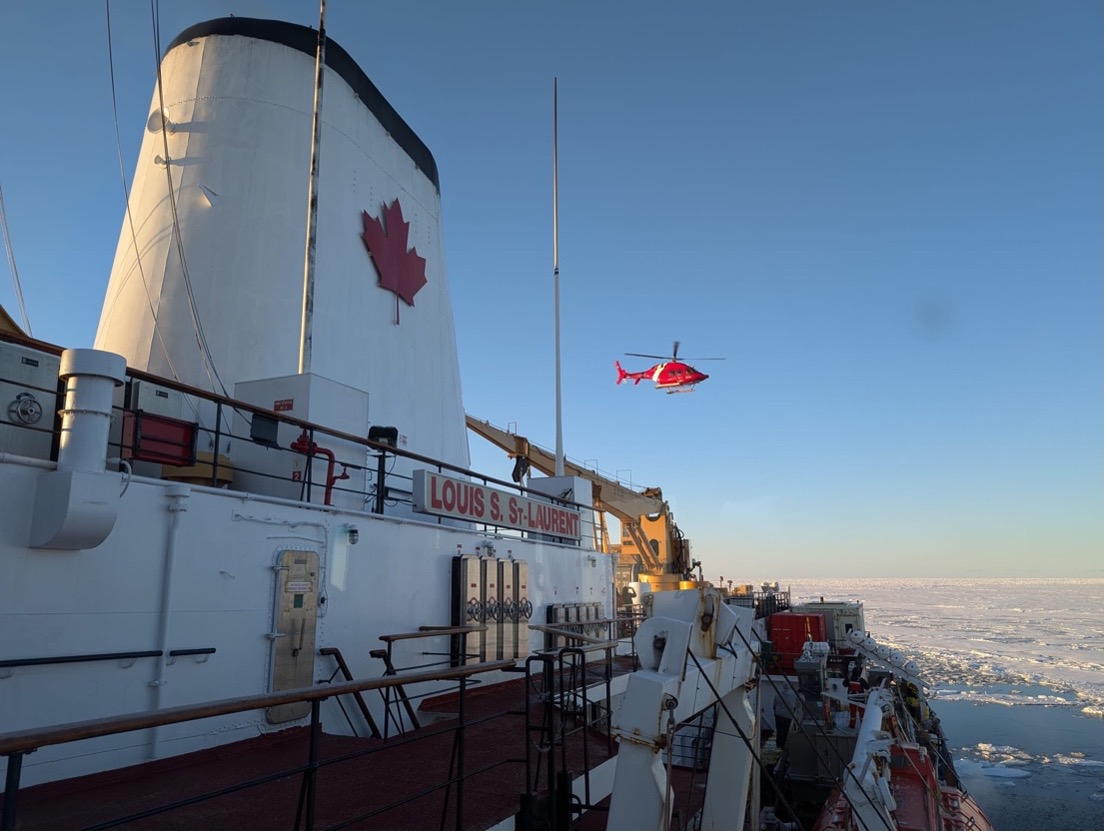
553 78 565 477
298 0 327 374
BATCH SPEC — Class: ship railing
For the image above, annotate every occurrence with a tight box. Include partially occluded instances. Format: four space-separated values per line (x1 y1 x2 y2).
318 647 383 739
538 612 644 663
0 659 515 831
370 626 491 739
526 627 623 746
615 601 644 636
721 588 792 619
0 332 593 546
519 642 620 827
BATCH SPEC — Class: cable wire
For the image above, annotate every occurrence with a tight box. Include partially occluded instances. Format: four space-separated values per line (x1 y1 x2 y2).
679 649 805 830
0 181 32 335
148 0 228 397
104 0 183 385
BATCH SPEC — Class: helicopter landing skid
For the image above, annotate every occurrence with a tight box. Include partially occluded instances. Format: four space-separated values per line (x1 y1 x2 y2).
664 386 697 394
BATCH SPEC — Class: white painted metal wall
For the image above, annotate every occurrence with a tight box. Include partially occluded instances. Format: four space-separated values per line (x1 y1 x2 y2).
94 28 468 468
0 457 611 788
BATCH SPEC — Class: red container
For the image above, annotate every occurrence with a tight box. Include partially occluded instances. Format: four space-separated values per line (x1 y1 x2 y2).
121 410 198 467
768 611 827 673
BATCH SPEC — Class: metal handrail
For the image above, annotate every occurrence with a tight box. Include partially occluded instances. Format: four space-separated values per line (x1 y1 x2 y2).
0 330 593 532
0 650 159 669
1 659 516 830
0 659 513 755
371 627 493 735
37 337 585 511
528 624 618 648
0 647 214 669
319 647 382 739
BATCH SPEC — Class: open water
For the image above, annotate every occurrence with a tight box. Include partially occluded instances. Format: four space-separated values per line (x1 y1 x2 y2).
787 578 1104 831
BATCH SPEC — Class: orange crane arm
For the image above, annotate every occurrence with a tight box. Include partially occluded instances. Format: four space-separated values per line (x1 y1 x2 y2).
465 416 689 576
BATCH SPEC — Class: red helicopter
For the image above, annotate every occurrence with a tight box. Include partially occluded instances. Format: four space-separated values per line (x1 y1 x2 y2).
615 341 724 393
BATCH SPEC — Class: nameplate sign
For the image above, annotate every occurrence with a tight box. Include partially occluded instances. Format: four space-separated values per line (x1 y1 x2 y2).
411 470 581 539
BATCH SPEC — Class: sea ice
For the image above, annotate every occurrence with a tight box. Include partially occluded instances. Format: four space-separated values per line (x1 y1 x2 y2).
956 759 1033 779
785 578 1104 833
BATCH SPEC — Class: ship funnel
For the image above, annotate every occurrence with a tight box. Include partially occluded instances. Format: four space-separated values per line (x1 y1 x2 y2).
94 18 470 471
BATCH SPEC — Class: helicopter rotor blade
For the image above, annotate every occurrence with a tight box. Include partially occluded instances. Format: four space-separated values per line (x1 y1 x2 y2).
672 340 680 361
625 351 727 361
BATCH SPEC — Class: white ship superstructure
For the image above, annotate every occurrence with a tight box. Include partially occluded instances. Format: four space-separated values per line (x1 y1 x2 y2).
1 17 605 790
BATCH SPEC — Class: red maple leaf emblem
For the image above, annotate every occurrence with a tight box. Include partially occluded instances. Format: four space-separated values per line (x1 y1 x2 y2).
360 200 427 306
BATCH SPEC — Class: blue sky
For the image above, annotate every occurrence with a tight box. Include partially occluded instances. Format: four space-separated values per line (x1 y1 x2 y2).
0 1 1102 577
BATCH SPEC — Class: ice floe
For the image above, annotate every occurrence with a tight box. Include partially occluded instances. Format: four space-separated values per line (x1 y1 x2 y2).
956 758 1033 779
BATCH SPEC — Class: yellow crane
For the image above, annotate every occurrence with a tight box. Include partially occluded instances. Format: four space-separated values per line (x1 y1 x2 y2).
465 416 693 590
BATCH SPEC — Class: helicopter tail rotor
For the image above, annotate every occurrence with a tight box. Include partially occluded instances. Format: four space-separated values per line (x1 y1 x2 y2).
615 361 628 385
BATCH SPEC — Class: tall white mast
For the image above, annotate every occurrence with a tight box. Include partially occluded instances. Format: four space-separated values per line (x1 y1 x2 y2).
553 78 565 476
298 0 327 374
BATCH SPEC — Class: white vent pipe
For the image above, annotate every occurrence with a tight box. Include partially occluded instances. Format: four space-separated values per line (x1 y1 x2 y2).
55 349 126 473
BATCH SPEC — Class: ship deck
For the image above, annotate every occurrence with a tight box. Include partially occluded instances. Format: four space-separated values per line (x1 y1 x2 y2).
2 661 635 831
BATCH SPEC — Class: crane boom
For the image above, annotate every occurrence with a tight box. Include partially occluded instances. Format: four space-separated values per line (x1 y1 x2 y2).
465 416 691 580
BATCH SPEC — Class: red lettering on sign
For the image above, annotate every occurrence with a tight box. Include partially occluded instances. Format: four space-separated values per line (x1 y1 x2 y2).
415 470 580 538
